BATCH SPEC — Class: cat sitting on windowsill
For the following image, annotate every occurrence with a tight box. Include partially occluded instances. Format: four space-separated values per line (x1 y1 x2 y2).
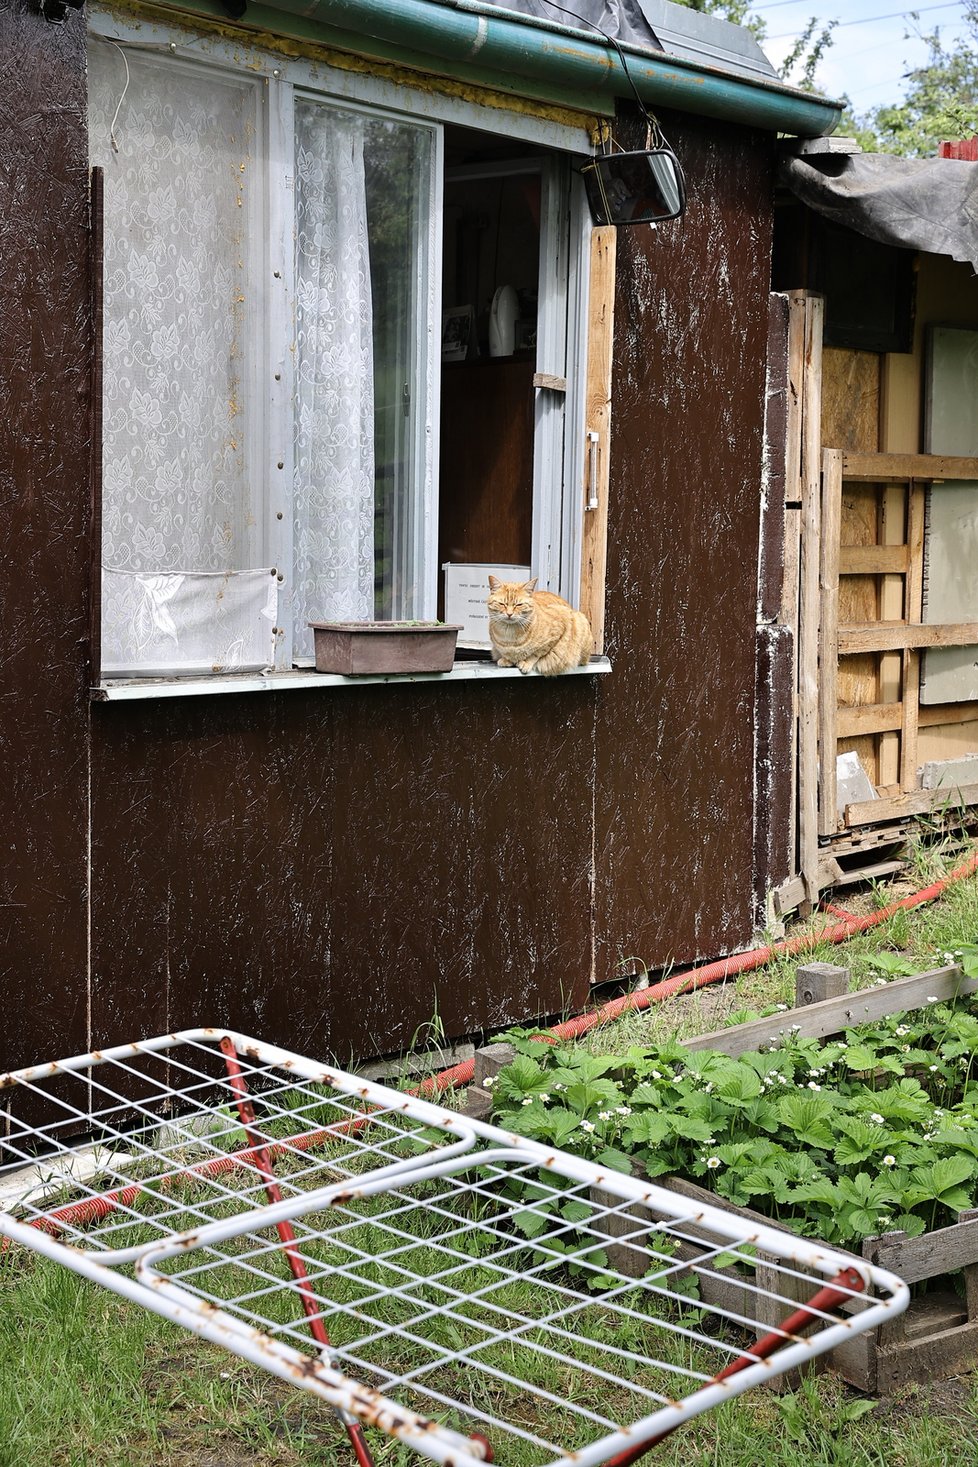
486 575 593 676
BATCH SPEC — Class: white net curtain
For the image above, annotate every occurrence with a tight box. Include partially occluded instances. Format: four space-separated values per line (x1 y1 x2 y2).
90 41 422 676
293 100 377 654
90 44 274 674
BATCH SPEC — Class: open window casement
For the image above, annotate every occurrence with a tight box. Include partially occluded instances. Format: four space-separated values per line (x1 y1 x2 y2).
88 19 612 682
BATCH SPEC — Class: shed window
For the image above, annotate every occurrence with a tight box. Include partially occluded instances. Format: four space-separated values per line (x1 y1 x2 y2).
88 28 594 680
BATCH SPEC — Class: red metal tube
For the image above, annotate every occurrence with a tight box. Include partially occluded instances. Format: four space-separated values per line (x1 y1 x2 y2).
602 1266 867 1467
220 1036 378 1467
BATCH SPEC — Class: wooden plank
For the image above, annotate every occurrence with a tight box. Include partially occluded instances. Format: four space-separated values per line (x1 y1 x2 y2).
838 702 903 737
683 965 974 1056
782 293 809 880
876 1318 978 1394
838 700 978 737
900 481 926 790
819 448 843 835
828 823 909 855
839 544 909 575
798 295 824 907
836 479 882 784
532 371 566 392
842 452 978 482
832 857 905 886
579 227 615 654
845 782 978 824
839 621 978 654
866 1210 978 1286
784 291 807 505
90 166 104 689
878 482 906 788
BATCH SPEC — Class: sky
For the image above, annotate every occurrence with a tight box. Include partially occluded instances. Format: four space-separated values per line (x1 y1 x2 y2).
753 0 973 113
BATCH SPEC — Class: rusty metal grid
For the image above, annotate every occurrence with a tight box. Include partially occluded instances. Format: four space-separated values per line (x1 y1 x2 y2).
0 1029 909 1467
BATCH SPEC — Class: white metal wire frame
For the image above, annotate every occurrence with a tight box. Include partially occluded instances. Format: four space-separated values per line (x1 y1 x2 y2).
0 1029 908 1467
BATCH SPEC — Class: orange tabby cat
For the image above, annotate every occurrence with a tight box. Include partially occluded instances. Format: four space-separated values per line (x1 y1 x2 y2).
486 576 593 675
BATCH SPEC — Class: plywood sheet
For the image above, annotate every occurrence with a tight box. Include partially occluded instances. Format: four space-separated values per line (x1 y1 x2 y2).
919 718 978 766
838 484 881 746
822 347 880 451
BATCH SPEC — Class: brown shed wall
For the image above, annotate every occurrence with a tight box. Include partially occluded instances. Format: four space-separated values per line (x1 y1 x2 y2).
1 11 781 1072
594 113 777 972
0 4 93 1067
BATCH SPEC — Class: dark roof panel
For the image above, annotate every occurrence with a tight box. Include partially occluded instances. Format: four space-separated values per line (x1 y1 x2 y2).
461 0 780 84
639 0 780 82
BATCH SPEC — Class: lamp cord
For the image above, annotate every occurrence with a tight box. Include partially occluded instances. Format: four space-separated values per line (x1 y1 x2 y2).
533 1 660 142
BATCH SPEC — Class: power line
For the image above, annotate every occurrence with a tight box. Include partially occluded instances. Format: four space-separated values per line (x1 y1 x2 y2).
768 1 965 40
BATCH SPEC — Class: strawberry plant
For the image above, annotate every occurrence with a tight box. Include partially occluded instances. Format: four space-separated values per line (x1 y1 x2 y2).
487 974 978 1251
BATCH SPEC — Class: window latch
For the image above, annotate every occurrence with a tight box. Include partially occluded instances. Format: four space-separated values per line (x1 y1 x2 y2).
402 383 411 418
585 430 600 511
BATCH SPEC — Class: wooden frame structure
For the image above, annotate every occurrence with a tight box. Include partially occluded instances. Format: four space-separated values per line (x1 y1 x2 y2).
777 288 978 914
820 451 978 833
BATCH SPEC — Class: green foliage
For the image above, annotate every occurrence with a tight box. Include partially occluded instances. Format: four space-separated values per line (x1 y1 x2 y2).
669 2 835 90
487 993 978 1251
846 3 978 156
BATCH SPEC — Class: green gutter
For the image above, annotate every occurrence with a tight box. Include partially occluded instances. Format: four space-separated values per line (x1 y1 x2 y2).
257 0 842 136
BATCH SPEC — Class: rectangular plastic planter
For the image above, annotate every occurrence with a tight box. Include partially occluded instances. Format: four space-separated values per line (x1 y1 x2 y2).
309 621 462 676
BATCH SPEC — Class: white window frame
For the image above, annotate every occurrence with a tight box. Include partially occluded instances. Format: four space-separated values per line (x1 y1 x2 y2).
88 5 596 683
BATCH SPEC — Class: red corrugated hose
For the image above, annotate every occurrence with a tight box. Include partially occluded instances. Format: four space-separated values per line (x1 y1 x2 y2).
19 848 978 1237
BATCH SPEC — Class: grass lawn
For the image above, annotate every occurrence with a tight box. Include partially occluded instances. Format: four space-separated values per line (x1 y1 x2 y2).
2 850 978 1466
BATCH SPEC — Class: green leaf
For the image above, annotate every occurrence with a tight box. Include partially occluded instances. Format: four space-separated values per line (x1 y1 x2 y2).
623 1112 672 1146
496 1054 548 1097
891 1212 928 1237
595 1146 634 1174
833 1118 888 1167
778 1094 836 1148
513 1206 551 1238
668 1116 717 1143
864 952 918 977
903 1156 976 1211
841 1044 878 1072
713 1067 763 1104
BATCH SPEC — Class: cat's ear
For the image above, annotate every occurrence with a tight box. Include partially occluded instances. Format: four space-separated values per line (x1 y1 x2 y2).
488 575 500 590
524 578 538 594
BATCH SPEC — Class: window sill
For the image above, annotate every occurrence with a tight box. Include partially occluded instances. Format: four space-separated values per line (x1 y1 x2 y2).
92 656 612 702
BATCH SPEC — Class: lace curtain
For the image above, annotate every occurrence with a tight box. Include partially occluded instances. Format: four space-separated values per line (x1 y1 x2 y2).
89 43 274 674
293 101 376 661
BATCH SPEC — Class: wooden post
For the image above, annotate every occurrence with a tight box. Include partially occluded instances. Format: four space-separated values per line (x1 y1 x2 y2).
900 479 926 791
878 480 906 787
819 449 843 835
961 1209 978 1321
464 1042 516 1119
782 292 809 889
795 961 849 1008
579 227 616 652
797 295 825 910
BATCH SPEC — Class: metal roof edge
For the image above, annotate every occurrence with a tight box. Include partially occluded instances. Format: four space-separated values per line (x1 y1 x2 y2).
260 0 842 137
